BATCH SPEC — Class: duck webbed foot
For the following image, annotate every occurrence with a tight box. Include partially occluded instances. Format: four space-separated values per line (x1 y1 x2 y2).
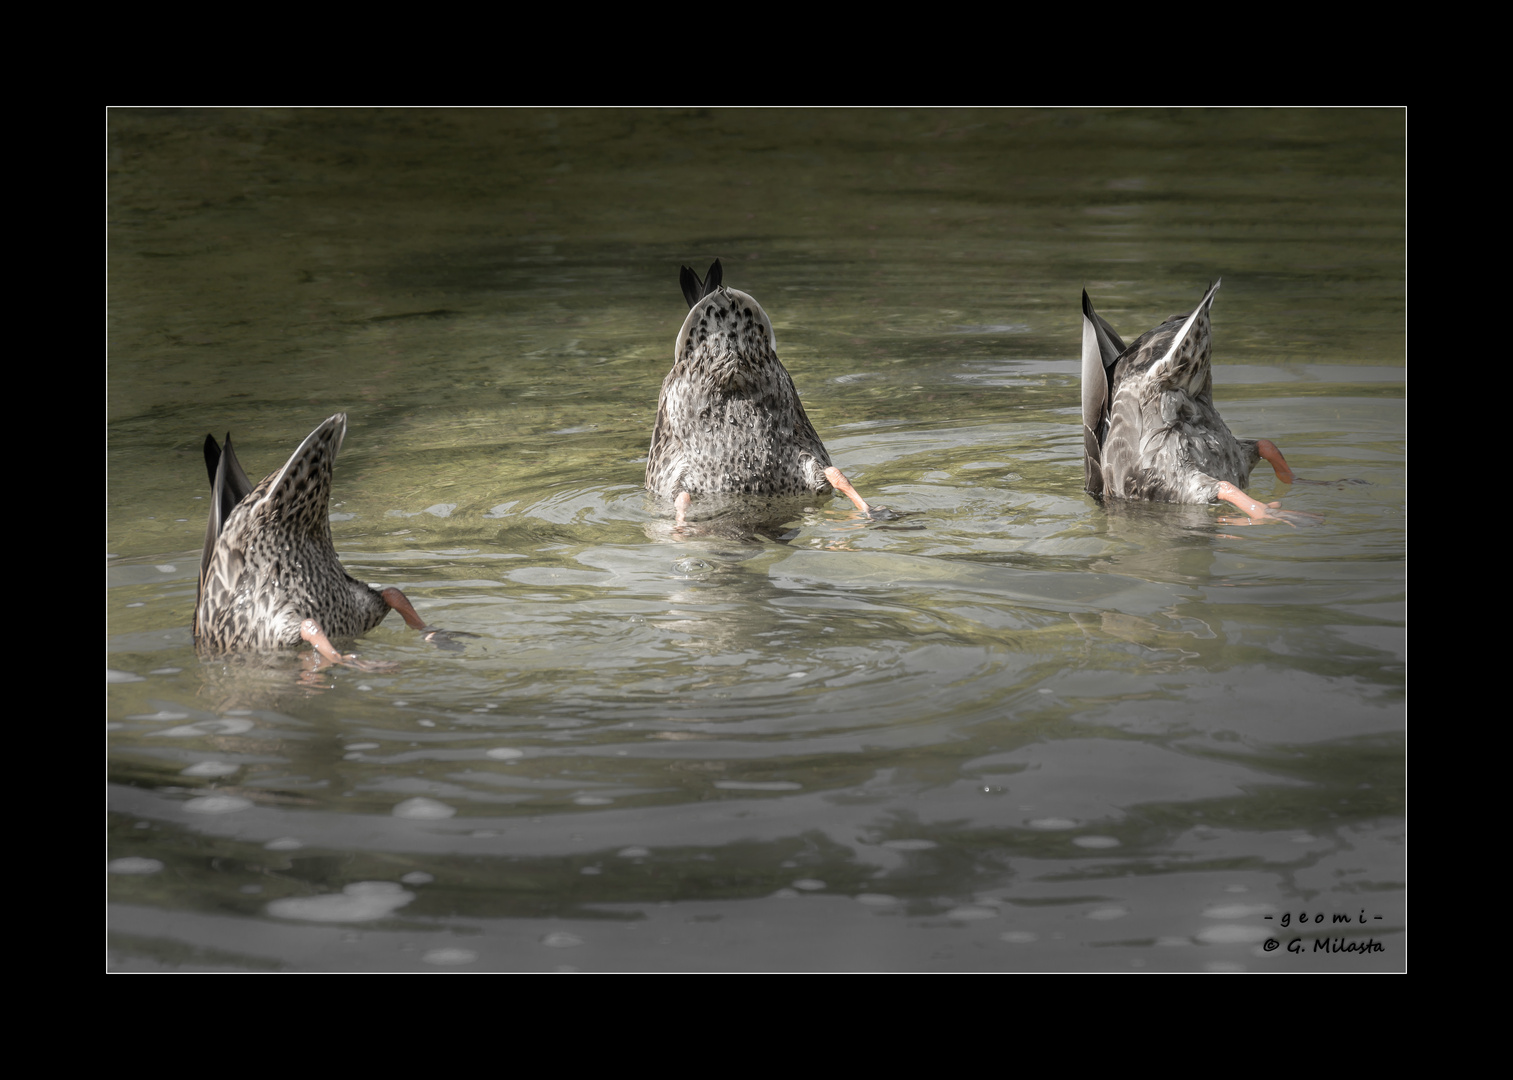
674 490 692 528
824 466 891 518
381 587 475 648
1213 482 1322 528
1254 439 1295 484
300 618 398 672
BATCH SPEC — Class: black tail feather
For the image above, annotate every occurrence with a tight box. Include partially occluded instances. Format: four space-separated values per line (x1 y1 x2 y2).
679 259 723 308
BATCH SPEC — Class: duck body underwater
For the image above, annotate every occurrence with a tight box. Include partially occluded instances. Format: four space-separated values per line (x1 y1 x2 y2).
646 260 878 527
194 413 435 668
1081 281 1314 525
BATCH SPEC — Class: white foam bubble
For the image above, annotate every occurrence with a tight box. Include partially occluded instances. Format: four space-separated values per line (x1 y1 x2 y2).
1202 903 1273 920
109 857 164 875
1196 924 1268 945
946 905 998 921
181 761 239 777
617 847 650 858
1086 906 1128 921
400 872 434 885
423 948 477 965
1028 817 1078 830
107 670 146 683
392 797 456 820
267 881 415 923
541 932 583 948
183 795 252 815
573 795 613 806
486 747 524 760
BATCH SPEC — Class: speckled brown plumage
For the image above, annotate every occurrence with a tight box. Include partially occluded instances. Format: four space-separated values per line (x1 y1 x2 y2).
195 414 391 652
1082 281 1267 505
646 266 835 505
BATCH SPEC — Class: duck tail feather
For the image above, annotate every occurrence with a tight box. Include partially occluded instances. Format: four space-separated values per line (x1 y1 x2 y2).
1150 279 1222 380
1081 289 1123 474
680 265 705 308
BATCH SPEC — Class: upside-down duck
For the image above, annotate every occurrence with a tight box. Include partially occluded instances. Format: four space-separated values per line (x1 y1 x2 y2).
195 413 435 668
646 260 877 527
1081 280 1310 525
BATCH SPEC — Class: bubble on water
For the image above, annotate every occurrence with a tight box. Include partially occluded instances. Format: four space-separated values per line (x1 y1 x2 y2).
946 905 998 921
181 761 239 777
393 797 456 820
423 948 477 965
267 881 414 922
184 796 252 815
155 564 177 573
109 857 163 875
1028 817 1078 831
486 747 524 760
345 742 380 751
574 796 613 806
1196 924 1268 945
107 670 145 683
541 932 583 948
265 837 304 851
618 847 650 858
1203 903 1273 920
400 872 434 885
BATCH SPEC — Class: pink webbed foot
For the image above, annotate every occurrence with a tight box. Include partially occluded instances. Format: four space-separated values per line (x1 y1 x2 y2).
1255 439 1295 484
674 490 692 529
381 587 474 647
300 618 397 672
1214 482 1322 528
824 465 895 519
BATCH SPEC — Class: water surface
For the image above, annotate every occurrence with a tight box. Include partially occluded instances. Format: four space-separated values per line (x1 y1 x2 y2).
108 108 1405 971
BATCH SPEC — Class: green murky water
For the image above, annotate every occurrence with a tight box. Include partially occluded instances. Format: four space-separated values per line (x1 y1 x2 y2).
108 109 1404 971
